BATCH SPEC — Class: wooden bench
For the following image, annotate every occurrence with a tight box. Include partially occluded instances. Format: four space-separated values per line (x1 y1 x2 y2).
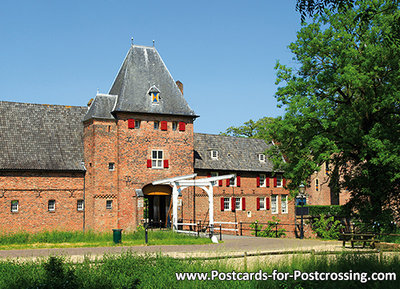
341 233 380 249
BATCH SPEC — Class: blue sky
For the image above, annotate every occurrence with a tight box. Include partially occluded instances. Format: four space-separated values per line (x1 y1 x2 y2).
0 0 302 134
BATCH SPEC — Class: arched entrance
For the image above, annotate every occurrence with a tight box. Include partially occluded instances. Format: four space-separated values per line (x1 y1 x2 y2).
142 184 172 227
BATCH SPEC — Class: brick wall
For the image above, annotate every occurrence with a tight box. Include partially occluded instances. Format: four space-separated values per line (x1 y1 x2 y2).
0 171 84 233
84 113 195 232
306 162 351 206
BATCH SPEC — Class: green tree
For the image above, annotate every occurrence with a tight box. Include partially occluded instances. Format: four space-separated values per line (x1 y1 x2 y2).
221 117 275 140
270 0 400 225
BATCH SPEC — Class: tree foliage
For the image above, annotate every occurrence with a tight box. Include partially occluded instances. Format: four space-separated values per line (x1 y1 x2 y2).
221 117 275 140
296 0 354 21
270 0 400 225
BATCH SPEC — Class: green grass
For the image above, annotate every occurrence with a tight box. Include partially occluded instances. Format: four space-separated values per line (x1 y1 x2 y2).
0 252 399 288
0 230 211 250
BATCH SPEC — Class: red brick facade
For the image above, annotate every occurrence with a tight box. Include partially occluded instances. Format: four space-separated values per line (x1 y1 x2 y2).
0 171 84 233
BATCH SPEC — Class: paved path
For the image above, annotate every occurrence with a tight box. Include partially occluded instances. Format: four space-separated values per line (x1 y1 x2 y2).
0 237 343 260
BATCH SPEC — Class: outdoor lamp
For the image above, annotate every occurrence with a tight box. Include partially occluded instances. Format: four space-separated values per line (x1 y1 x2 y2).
299 183 305 195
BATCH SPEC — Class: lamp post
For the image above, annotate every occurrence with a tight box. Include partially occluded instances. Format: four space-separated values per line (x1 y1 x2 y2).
297 184 306 239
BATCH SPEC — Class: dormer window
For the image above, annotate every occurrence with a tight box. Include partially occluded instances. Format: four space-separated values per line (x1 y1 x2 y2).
259 154 266 162
211 150 218 160
148 85 160 104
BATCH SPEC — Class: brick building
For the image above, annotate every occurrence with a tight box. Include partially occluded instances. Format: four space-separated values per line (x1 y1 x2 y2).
0 44 295 234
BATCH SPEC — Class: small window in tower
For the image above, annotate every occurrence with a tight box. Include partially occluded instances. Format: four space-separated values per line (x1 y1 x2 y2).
151 92 159 103
172 122 178 131
135 120 141 129
151 150 164 168
77 200 84 211
148 85 161 105
154 121 159 130
106 200 113 210
11 200 19 213
48 200 56 212
316 178 319 191
109 163 115 171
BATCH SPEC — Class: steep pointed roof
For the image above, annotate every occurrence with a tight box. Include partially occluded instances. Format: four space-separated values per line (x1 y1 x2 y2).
109 45 197 117
83 94 117 122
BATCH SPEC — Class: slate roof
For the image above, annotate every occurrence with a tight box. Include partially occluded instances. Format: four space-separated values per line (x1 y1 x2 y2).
194 133 275 172
109 45 197 117
0 101 87 171
83 94 117 122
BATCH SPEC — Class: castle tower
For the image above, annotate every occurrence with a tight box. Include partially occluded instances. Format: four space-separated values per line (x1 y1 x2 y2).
83 45 197 231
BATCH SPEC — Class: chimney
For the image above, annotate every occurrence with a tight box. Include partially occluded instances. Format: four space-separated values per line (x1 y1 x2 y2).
87 98 94 107
176 80 183 95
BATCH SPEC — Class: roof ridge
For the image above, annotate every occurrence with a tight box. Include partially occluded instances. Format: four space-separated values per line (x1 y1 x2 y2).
0 100 86 109
194 132 268 142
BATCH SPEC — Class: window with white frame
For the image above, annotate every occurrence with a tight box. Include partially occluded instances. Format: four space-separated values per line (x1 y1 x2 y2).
223 197 230 210
109 162 115 171
151 150 163 168
276 175 283 187
106 200 113 210
211 150 218 160
48 200 56 212
154 121 159 130
259 154 266 162
260 174 266 187
172 122 178 131
230 174 237 187
11 200 19 213
235 197 242 210
281 195 288 214
210 172 218 186
77 200 84 211
259 197 266 210
271 195 278 214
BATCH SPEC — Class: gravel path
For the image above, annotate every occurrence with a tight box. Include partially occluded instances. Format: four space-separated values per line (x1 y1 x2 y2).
0 237 343 260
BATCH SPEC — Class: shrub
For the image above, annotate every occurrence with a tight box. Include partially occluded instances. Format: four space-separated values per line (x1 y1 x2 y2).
250 217 286 238
312 214 343 239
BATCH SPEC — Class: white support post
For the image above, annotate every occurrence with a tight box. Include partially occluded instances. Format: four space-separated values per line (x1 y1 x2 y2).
200 185 214 237
172 184 179 231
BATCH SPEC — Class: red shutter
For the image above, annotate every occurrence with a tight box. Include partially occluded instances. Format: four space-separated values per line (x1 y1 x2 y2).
161 121 168 131
231 197 236 212
147 159 152 168
274 177 277 187
256 198 260 210
220 197 224 211
219 180 223 186
237 176 241 187
266 197 271 210
283 178 286 187
179 122 186 131
163 160 169 168
266 177 270 188
256 176 260 187
226 179 230 187
207 173 211 178
128 119 135 129
242 198 246 210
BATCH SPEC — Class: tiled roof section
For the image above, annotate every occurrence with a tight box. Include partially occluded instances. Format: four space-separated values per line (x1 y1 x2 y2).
0 101 87 171
83 94 117 121
109 45 197 117
194 133 275 172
